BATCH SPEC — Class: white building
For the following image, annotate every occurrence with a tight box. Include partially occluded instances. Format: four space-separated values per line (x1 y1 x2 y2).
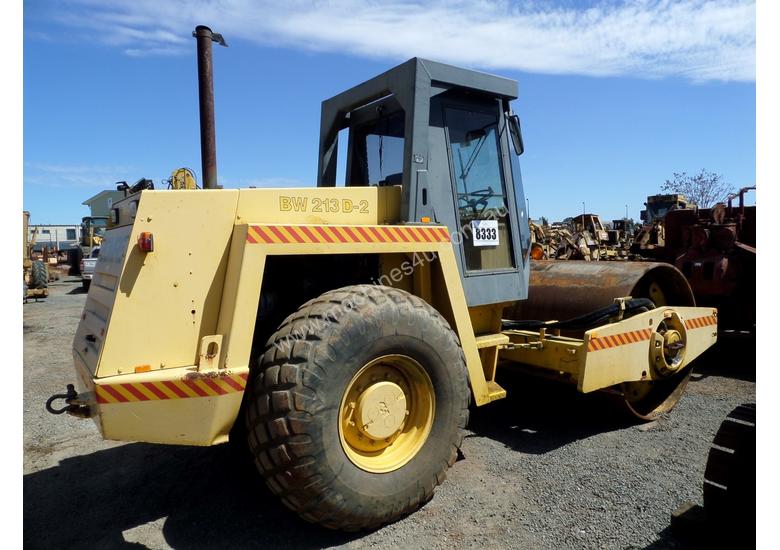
83 190 126 218
29 224 81 251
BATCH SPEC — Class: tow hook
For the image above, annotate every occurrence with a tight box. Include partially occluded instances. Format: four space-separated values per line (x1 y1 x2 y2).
46 384 91 418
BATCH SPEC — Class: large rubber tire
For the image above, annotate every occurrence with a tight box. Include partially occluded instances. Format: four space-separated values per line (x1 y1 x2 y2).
703 403 755 544
245 284 470 531
30 260 48 289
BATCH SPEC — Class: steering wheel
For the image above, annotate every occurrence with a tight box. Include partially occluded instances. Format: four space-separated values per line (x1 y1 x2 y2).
458 187 496 217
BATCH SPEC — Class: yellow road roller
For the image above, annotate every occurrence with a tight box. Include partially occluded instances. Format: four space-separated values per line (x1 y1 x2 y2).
49 27 717 531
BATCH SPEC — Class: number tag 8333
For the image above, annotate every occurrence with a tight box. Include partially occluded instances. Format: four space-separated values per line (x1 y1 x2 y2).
471 219 499 247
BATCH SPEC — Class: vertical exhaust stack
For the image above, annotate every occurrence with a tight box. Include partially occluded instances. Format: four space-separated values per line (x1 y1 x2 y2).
193 25 227 189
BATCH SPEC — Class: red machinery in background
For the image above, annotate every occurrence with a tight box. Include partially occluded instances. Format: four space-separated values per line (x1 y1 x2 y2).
663 187 755 337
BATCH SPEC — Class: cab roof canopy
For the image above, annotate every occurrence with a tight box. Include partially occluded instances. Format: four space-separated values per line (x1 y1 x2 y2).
317 57 519 214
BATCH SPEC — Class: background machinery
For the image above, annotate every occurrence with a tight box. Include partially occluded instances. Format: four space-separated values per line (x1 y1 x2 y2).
662 187 756 338
165 167 199 190
608 218 635 253
632 193 693 259
640 193 693 224
79 247 100 290
629 187 755 340
23 211 49 301
79 215 107 255
50 31 718 531
68 215 108 277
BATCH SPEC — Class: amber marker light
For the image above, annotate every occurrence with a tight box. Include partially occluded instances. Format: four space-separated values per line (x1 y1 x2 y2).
138 232 154 252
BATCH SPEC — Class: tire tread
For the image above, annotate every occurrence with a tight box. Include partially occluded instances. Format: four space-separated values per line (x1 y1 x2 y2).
245 284 469 531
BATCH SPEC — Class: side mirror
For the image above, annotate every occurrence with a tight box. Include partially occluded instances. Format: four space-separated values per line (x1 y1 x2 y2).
508 114 524 156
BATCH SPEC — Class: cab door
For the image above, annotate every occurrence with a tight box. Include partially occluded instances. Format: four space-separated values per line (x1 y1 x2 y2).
440 98 530 306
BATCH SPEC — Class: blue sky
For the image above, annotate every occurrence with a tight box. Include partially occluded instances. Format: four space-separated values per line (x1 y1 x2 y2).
23 0 756 224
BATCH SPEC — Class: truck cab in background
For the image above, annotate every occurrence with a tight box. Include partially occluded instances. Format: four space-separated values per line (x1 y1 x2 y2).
80 247 100 290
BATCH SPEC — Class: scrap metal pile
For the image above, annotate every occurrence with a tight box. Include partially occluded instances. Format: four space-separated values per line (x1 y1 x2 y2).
529 214 637 261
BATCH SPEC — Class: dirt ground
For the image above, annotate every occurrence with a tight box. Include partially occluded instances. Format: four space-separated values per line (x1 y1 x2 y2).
23 279 755 549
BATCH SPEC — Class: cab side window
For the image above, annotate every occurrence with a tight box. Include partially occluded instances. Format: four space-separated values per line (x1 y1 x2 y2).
349 110 405 186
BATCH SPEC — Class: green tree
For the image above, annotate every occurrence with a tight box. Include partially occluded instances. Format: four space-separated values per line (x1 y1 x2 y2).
661 169 734 208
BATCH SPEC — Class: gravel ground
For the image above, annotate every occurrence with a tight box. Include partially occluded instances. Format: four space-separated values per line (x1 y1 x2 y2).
24 279 755 549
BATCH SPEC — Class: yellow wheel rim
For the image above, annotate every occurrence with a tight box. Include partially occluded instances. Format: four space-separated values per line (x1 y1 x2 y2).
338 354 435 473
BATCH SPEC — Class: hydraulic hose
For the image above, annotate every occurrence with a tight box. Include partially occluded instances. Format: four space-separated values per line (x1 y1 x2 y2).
502 298 656 332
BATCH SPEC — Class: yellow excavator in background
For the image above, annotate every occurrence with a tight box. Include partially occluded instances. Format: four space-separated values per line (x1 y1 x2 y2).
167 167 199 190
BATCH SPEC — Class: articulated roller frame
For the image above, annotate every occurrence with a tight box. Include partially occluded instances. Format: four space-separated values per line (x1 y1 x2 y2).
471 299 717 420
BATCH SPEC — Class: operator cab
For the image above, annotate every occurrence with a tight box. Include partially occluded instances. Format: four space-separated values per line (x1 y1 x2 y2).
317 58 531 307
